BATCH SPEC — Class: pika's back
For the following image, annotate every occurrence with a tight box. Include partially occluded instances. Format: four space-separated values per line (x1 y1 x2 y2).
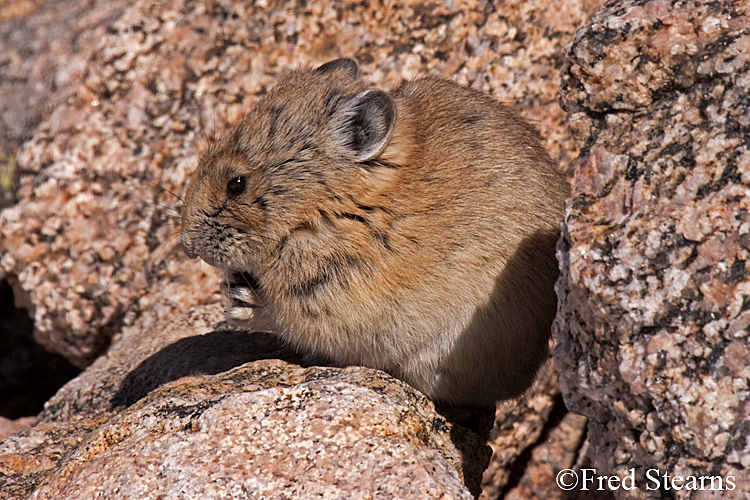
381 76 566 225
181 58 569 405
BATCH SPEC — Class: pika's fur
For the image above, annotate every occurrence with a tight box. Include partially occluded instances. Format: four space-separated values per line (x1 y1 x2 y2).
181 58 569 405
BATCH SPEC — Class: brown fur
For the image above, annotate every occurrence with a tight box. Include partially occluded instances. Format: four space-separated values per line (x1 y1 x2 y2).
181 58 569 405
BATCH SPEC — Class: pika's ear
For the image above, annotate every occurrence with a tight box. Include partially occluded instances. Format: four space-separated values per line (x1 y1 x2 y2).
315 58 359 79
332 89 395 162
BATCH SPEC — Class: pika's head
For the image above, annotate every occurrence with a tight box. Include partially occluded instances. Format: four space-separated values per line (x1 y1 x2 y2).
180 59 396 274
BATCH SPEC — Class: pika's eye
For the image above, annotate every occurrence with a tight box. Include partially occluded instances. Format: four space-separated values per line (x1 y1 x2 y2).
226 176 246 199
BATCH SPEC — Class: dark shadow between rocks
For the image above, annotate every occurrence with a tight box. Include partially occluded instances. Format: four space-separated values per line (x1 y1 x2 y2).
110 328 303 408
436 403 496 499
0 276 81 418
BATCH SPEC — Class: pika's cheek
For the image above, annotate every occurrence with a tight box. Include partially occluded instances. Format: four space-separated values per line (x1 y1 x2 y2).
179 220 200 259
181 237 199 259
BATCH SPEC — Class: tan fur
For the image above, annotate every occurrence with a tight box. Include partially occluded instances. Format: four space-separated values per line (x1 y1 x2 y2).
181 59 569 405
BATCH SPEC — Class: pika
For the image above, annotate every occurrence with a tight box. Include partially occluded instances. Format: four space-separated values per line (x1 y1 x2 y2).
181 58 569 406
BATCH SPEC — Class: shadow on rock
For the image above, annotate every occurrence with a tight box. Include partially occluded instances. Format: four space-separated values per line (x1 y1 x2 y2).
110 328 303 408
437 403 495 498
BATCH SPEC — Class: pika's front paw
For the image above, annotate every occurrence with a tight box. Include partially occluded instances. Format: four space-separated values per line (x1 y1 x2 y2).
222 273 275 332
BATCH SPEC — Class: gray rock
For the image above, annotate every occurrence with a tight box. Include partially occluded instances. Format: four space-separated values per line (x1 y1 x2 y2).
556 0 750 497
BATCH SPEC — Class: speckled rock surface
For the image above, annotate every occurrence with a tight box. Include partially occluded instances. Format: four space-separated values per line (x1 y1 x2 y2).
555 0 750 498
0 418 37 443
1 303 494 499
0 304 228 498
30 371 478 500
0 0 126 209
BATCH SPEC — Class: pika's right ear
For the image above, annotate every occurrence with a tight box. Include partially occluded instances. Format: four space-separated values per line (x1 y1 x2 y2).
315 58 359 79
332 89 395 162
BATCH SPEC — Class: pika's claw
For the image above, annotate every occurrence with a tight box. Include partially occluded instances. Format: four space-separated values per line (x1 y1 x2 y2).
225 302 276 332
224 282 262 306
222 275 275 332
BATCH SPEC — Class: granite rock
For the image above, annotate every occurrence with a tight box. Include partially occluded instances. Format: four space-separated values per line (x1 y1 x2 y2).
0 418 37 443
0 0 126 209
556 0 750 498
30 373 477 500
1 303 494 499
